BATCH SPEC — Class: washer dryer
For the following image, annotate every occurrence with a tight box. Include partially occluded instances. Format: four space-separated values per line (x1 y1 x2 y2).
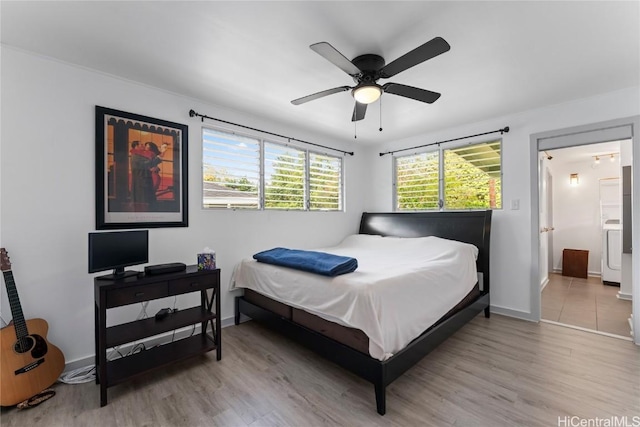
602 219 621 285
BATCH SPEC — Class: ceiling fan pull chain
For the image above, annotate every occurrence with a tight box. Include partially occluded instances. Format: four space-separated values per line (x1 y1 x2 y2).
354 120 357 139
379 95 383 132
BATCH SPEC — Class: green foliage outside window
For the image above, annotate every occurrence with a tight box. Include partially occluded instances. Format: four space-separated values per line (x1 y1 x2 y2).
396 152 439 210
262 152 342 210
201 127 340 211
204 170 257 193
264 150 305 209
395 140 501 211
310 154 341 210
445 141 501 209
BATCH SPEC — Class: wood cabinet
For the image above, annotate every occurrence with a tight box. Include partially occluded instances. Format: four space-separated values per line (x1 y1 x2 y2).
562 249 588 279
94 266 220 406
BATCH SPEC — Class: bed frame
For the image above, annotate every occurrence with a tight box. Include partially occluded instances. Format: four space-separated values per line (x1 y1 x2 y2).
235 210 492 415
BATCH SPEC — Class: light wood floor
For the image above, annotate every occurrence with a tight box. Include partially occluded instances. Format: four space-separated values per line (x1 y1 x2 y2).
1 314 638 427
542 273 632 337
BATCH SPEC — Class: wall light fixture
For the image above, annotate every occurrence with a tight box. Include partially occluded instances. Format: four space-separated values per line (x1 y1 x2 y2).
570 173 579 186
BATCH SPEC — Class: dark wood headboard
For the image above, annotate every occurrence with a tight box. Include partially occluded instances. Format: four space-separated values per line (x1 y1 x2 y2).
359 211 492 292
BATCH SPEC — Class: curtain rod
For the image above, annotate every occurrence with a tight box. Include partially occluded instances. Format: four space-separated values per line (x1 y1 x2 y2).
189 109 354 156
379 126 510 157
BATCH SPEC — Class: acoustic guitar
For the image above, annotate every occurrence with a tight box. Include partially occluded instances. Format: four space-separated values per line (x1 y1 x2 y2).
0 248 65 406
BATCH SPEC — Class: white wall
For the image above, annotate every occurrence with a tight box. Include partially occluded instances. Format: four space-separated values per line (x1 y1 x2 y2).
0 47 367 365
365 86 640 319
550 154 620 275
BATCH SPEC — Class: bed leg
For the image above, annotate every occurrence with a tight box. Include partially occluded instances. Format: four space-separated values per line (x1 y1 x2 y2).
374 383 386 415
484 307 490 318
234 297 241 325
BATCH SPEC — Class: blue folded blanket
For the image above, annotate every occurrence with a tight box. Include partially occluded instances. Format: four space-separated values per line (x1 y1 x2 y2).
253 247 358 277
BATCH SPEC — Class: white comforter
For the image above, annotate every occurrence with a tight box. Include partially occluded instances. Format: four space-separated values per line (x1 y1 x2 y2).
232 234 479 361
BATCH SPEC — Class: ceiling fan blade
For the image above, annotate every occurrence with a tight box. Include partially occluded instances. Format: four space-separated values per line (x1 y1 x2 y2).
351 102 367 122
291 86 351 105
383 83 441 103
380 37 450 78
310 42 361 76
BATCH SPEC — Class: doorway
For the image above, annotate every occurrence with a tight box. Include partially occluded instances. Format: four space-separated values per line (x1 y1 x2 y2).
539 142 632 338
529 116 639 345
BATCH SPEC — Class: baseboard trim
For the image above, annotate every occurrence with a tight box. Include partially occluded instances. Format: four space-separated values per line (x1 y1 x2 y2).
489 305 537 322
551 269 602 279
617 291 632 301
540 319 633 341
540 277 549 292
221 315 236 328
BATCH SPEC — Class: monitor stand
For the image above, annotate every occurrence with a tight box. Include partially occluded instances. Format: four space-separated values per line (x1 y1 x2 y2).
95 269 141 281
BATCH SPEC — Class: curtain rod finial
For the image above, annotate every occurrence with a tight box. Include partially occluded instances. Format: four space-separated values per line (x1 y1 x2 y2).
502 126 509 134
189 109 197 117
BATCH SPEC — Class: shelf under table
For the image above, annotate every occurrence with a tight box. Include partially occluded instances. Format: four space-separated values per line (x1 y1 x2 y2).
106 306 216 348
106 334 216 386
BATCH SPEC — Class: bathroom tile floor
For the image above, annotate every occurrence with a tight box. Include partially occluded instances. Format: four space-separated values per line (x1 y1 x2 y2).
542 273 632 337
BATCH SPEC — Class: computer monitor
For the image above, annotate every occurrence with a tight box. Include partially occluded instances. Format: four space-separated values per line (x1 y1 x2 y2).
88 230 148 280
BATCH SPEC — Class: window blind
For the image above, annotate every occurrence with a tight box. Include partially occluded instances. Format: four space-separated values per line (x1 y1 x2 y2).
395 151 439 210
202 128 260 209
264 142 305 210
309 152 342 211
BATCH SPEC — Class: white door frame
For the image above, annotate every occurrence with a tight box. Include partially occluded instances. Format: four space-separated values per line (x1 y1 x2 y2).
529 116 640 344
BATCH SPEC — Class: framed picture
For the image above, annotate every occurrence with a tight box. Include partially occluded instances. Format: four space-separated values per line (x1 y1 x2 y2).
95 106 188 229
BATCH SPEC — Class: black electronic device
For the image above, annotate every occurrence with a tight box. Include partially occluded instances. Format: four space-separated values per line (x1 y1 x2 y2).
155 308 171 320
144 262 186 276
89 230 149 280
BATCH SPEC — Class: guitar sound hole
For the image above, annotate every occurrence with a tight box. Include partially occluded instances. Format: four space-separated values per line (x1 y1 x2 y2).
14 336 35 354
31 335 48 358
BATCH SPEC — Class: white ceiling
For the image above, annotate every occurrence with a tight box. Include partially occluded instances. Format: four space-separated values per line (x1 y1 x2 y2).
546 141 622 165
1 1 638 144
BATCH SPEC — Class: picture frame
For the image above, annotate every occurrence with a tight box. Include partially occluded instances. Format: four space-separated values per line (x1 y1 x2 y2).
95 106 188 229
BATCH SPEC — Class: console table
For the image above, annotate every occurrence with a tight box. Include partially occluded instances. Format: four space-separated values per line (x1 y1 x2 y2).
94 265 220 406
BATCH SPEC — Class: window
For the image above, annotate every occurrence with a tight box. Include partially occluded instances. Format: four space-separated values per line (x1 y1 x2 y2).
394 140 502 211
444 140 501 209
202 127 344 211
202 128 260 209
309 153 342 211
395 151 439 210
264 142 305 210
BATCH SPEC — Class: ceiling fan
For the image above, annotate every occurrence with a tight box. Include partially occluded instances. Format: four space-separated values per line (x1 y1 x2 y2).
291 37 450 122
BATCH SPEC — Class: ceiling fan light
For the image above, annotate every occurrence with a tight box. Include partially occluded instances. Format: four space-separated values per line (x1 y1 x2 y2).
352 84 382 104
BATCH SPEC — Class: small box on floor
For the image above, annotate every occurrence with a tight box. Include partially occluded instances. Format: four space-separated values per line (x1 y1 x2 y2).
198 251 216 270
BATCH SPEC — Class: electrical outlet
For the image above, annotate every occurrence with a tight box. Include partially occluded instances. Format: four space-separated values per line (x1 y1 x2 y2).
511 199 520 210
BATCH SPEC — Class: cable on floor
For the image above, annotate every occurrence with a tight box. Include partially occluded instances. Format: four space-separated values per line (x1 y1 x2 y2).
58 365 96 384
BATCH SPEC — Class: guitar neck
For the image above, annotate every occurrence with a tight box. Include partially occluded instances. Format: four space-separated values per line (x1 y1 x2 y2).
2 270 29 338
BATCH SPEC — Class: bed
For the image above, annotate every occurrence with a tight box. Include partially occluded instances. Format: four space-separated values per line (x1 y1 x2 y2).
233 210 492 415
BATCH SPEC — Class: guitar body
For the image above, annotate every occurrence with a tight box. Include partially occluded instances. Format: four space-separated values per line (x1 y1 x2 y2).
0 318 65 406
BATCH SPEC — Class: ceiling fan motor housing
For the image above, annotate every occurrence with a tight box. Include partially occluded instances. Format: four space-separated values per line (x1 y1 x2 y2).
351 54 386 83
